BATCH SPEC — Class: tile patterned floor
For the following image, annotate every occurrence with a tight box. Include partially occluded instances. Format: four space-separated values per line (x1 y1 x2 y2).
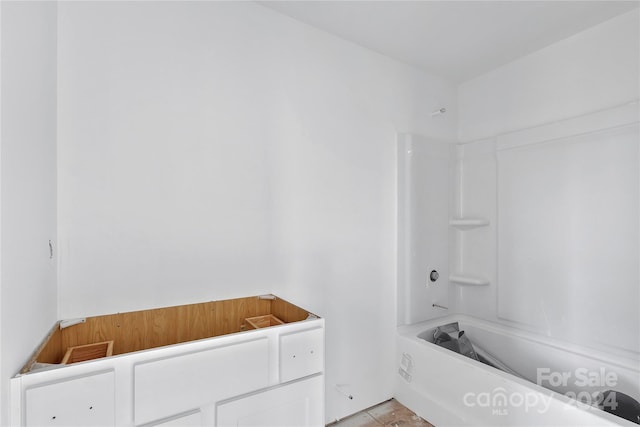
328 399 435 427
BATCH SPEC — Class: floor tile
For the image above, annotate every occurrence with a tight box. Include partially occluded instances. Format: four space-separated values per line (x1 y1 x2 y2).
329 399 434 427
368 399 434 427
366 399 408 424
382 419 434 427
332 411 382 427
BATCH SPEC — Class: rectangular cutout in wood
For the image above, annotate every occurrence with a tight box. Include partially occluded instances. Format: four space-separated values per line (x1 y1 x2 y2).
61 341 114 364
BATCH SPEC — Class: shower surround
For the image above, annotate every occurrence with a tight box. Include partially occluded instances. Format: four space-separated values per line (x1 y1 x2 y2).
396 101 639 425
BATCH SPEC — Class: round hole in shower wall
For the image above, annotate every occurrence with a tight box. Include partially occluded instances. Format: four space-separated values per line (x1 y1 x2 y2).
430 270 439 282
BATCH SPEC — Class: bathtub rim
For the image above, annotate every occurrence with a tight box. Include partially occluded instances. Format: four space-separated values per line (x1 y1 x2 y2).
398 314 640 374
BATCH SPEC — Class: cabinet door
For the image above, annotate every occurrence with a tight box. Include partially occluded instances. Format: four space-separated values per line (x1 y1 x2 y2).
216 375 323 427
25 370 115 427
134 338 269 425
279 327 324 383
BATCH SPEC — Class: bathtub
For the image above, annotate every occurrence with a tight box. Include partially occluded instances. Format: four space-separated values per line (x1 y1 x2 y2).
395 315 640 426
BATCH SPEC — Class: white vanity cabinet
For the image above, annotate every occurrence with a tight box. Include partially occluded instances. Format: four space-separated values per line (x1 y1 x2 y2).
10 297 324 427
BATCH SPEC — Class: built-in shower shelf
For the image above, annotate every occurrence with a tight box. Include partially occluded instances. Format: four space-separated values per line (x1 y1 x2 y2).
449 218 490 229
449 275 490 286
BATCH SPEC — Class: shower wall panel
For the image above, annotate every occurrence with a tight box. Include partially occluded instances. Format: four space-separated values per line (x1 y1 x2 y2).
398 134 451 325
497 123 639 354
455 104 639 357
453 140 497 318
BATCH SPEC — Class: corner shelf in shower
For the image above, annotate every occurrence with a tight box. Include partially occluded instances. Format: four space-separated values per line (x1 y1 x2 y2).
449 218 490 229
449 275 490 286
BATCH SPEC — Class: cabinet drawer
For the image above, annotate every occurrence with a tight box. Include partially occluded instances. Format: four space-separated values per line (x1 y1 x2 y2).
25 370 115 427
279 328 324 383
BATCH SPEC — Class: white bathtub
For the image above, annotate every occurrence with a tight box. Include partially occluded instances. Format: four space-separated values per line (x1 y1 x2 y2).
395 315 640 426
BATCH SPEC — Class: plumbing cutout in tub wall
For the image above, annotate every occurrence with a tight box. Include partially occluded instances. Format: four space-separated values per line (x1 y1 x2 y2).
429 270 439 283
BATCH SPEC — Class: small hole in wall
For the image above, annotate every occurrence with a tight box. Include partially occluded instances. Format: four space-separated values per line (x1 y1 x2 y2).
52 416 56 420
430 270 439 282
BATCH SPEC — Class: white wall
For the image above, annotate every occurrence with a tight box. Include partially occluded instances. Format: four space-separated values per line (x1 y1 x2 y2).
0 2 58 425
458 9 639 142
56 2 456 422
455 10 639 356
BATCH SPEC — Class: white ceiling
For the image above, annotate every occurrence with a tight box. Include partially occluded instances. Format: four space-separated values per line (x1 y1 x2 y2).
261 1 639 82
